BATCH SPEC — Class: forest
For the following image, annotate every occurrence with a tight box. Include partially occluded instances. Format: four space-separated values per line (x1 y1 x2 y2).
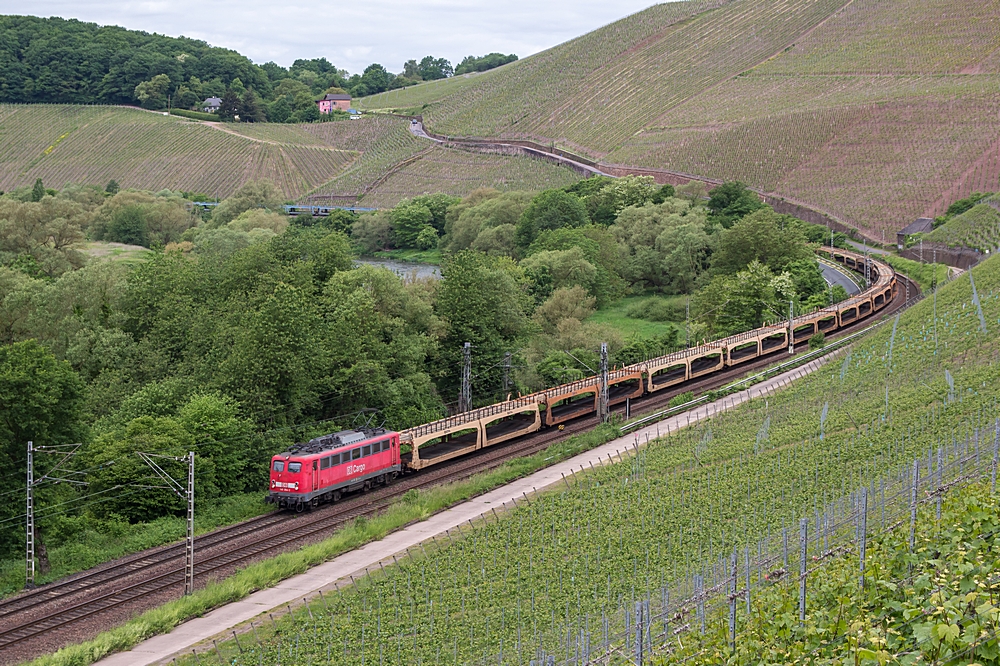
0 16 515 122
0 175 845 571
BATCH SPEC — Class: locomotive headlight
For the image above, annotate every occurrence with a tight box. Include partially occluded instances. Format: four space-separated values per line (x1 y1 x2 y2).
271 479 275 488
294 482 299 490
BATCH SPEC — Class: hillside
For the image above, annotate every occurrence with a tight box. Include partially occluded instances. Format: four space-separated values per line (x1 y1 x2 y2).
0 107 579 203
167 249 1000 664
925 195 1000 253
360 0 1000 237
0 15 269 105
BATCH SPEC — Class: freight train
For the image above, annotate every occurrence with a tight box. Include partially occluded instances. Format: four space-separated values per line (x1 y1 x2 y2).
269 247 897 511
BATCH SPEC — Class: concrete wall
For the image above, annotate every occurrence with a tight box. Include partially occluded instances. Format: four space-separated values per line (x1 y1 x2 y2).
898 242 982 269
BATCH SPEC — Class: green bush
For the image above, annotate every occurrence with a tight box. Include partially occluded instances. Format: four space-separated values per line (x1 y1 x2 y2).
807 331 825 349
624 297 685 322
668 391 695 407
169 109 218 122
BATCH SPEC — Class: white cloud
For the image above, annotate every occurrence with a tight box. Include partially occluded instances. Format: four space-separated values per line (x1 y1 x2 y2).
3 0 660 73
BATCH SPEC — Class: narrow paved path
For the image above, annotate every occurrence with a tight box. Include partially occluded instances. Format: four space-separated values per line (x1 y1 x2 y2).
819 261 862 295
97 349 843 666
845 239 889 255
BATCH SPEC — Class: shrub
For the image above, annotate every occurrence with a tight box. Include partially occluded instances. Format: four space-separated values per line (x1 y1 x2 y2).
668 391 695 407
414 225 439 250
808 331 825 349
169 109 218 122
624 297 685 322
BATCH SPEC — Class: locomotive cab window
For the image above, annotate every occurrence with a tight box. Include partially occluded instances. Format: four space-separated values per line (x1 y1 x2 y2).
352 448 361 461
362 444 372 457
272 460 285 472
321 456 331 470
288 462 302 473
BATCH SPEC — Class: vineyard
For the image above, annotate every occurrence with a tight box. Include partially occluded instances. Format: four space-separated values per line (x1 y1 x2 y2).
356 73 490 112
757 0 1000 75
0 105 358 198
926 197 1000 253
351 0 1000 238
654 480 1000 664
0 108 574 206
171 252 1000 664
295 119 581 204
358 147 581 208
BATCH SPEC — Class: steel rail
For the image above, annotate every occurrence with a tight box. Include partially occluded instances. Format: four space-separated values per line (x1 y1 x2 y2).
1 271 915 660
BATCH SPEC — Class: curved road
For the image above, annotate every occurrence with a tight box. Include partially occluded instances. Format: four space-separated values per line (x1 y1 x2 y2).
819 262 861 296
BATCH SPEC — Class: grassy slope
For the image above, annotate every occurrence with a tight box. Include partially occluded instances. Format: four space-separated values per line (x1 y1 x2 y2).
925 196 1000 253
0 107 573 205
358 0 1000 237
0 105 358 199
588 295 684 338
356 145 581 208
147 256 1000 665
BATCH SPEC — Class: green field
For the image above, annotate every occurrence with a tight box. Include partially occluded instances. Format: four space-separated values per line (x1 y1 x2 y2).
666 480 1000 664
587 295 685 339
368 248 444 264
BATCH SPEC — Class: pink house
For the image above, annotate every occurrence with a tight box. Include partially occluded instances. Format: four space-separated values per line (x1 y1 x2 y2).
317 93 352 114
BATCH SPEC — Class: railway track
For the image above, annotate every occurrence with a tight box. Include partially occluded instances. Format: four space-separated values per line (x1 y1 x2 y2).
0 273 916 662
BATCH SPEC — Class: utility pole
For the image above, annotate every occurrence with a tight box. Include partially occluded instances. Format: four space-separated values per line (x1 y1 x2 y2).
501 352 512 398
598 343 609 423
459 342 472 412
863 239 870 287
26 441 33 588
186 452 194 595
788 300 795 355
932 249 938 355
138 451 196 595
27 442 86 587
685 298 691 348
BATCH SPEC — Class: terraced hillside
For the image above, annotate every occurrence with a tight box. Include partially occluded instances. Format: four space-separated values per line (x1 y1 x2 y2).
355 146 581 208
361 0 1000 237
0 105 359 198
0 107 578 205
925 195 1000 253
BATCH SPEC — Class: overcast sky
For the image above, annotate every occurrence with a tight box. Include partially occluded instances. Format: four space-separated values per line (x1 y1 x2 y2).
5 1 660 74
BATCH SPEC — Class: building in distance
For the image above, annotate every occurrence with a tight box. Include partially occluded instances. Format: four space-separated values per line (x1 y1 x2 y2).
202 97 222 113
317 93 352 114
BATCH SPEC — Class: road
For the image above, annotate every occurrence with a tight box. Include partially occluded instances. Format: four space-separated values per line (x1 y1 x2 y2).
845 239 889 255
408 120 610 177
819 261 861 295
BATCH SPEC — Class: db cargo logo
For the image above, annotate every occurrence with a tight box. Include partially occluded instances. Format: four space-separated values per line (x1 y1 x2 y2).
271 480 298 490
347 464 365 476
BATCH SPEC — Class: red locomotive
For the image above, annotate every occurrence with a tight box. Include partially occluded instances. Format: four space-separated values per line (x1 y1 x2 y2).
268 248 898 510
268 428 400 511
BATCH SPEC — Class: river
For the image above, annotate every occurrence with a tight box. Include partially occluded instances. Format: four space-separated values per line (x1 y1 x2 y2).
355 258 441 280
